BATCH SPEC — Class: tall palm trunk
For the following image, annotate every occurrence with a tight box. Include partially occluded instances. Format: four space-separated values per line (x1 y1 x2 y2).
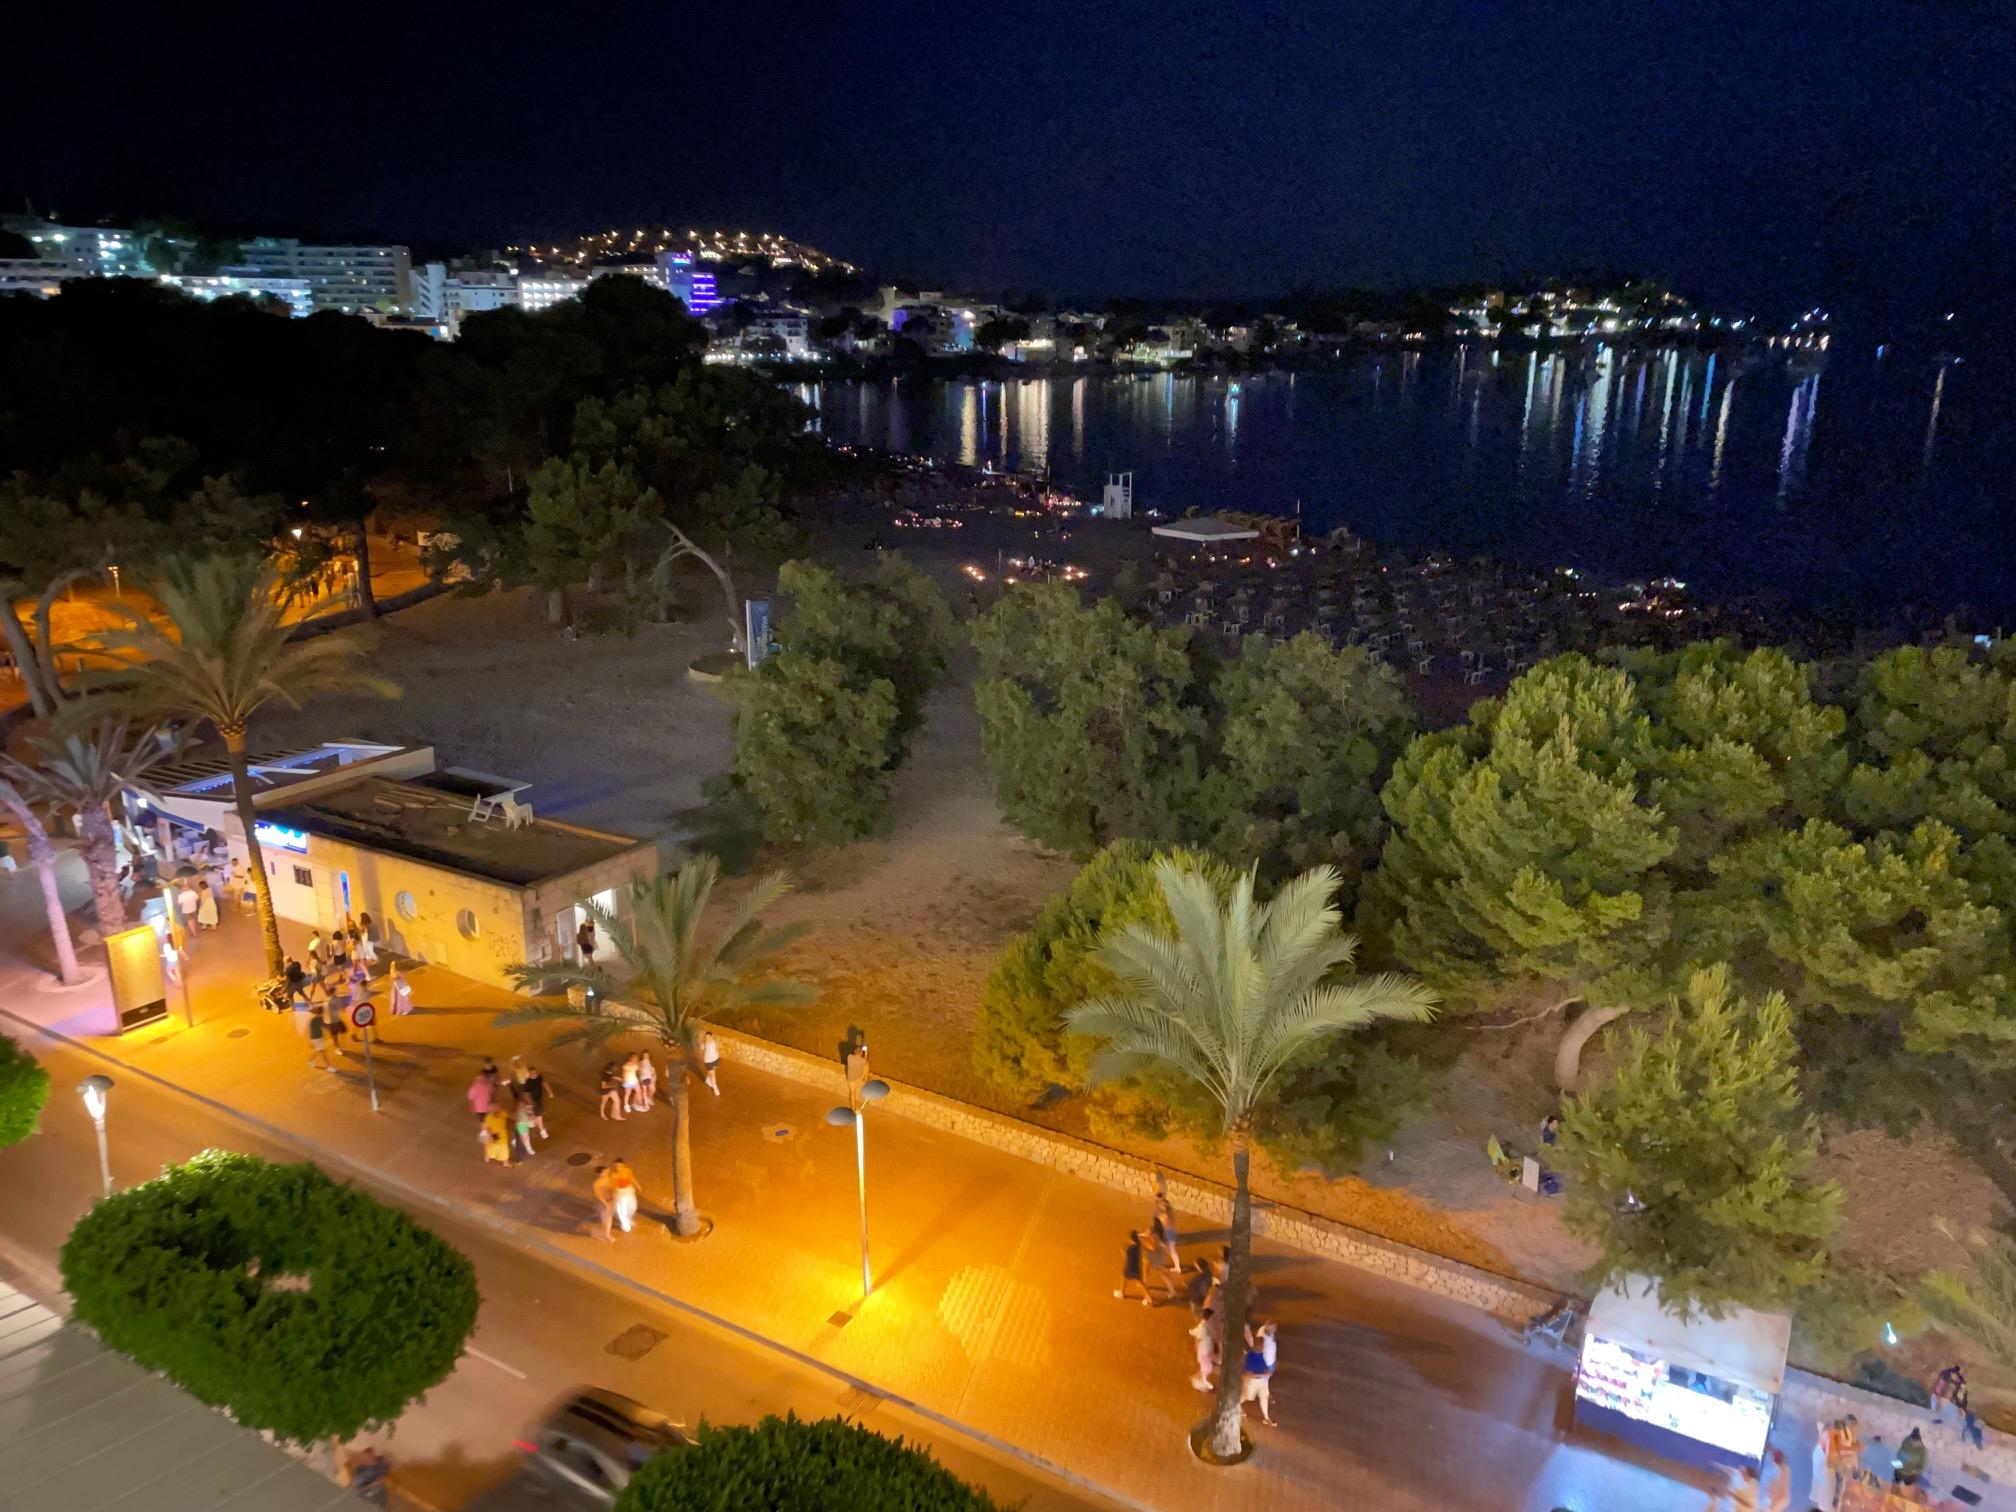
668 1067 702 1235
1206 1121 1256 1459
225 727 285 975
353 526 379 620
75 805 127 937
1 794 79 984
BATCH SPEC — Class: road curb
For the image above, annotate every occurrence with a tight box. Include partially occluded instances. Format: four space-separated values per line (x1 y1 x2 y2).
0 1003 1151 1512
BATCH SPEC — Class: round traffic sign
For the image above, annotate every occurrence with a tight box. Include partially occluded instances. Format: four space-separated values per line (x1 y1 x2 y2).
350 1001 376 1029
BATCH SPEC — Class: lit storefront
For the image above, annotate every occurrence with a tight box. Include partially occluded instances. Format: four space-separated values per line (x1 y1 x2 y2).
1573 1276 1791 1471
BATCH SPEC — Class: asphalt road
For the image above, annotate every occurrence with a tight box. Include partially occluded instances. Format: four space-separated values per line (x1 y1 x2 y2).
0 1035 1122 1512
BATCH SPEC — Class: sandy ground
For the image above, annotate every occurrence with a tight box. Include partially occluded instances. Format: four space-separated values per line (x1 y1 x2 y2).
236 514 2009 1387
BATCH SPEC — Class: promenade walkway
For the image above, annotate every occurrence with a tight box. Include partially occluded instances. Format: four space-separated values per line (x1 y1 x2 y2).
0 894 1753 1512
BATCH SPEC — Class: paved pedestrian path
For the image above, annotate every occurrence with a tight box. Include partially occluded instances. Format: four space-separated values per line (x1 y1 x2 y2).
0 900 1738 1511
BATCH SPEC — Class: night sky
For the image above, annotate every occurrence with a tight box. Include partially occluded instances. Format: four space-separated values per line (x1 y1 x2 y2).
10 1 2012 317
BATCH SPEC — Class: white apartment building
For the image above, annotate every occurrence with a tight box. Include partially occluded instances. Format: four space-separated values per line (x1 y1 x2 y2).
2 218 151 277
519 272 590 313
228 238 413 313
158 272 315 318
0 259 91 298
410 263 519 334
743 313 812 358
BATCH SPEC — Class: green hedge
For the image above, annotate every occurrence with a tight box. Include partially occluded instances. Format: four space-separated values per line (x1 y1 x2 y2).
60 1150 479 1444
0 1035 50 1149
614 1413 1008 1512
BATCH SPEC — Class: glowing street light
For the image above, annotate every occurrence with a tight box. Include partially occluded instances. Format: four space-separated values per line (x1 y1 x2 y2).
826 1077 890 1297
77 1074 114 1198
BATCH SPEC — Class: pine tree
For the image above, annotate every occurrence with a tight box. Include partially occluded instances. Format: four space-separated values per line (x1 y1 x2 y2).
1557 964 1841 1316
1369 654 1677 1086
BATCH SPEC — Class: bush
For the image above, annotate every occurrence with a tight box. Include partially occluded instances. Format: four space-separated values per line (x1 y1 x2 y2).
615 1414 1007 1512
0 1034 50 1149
726 652 900 846
60 1150 479 1444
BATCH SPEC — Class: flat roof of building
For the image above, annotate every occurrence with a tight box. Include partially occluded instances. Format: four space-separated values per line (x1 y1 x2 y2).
263 776 645 887
155 740 424 800
1151 515 1262 543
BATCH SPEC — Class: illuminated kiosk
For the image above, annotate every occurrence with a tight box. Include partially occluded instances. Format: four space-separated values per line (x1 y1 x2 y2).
1573 1275 1791 1472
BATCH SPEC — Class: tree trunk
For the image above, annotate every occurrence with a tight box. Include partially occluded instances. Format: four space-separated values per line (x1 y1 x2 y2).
1554 1003 1629 1091
226 728 286 977
75 805 127 937
0 605 52 719
33 567 94 709
1204 1121 1255 1461
352 526 379 620
660 526 742 653
668 1066 702 1236
0 793 79 984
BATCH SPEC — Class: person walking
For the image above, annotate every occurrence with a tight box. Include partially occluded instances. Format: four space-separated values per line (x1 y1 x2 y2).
306 928 324 975
1823 1416 1862 1509
195 879 220 931
327 926 350 977
1760 1448 1792 1512
480 1106 512 1166
387 960 414 1016
1717 1464 1762 1512
598 1064 626 1121
322 996 352 1058
161 934 183 985
519 1064 549 1141
1930 1362 1965 1423
306 1010 336 1073
511 1086 538 1159
700 1031 722 1095
1114 1230 1154 1306
593 1159 639 1235
468 1060 499 1118
576 917 597 967
1149 1195 1182 1277
1240 1321 1279 1426
1186 1257 1218 1317
1811 1419 1842 1512
620 1053 643 1114
354 921 378 970
1188 1307 1219 1392
176 878 200 934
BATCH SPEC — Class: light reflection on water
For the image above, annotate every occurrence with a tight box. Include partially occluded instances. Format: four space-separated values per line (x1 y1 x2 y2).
809 348 2006 619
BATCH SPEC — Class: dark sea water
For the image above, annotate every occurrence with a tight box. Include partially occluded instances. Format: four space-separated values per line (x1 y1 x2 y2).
800 348 2011 625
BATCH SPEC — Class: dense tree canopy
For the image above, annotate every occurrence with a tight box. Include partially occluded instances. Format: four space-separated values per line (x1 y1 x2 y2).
0 1035 50 1150
1557 966 1841 1316
60 1152 477 1445
615 1415 1007 1512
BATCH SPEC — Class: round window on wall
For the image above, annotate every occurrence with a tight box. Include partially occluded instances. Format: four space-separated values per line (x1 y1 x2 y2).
395 890 418 921
456 909 480 941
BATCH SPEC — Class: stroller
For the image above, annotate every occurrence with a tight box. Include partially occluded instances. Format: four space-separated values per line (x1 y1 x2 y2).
256 976 292 1014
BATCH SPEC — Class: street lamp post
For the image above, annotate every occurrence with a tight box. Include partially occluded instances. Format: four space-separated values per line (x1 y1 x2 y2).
826 1077 890 1297
77 1075 114 1199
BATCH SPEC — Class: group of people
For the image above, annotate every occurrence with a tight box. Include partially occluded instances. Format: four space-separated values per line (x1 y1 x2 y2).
282 913 410 1072
1801 1387 1973 1512
596 1035 722 1120
469 1056 551 1165
1116 1180 1282 1427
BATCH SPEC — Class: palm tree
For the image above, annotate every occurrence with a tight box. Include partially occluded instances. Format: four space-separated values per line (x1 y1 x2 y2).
0 779 81 984
1064 859 1438 1463
497 857 811 1236
82 553 398 976
0 719 182 936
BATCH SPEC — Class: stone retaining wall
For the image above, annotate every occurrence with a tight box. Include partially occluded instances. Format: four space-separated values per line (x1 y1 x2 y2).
713 1024 1557 1325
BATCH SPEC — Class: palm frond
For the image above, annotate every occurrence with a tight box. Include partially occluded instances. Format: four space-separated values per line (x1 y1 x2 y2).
1066 858 1437 1131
